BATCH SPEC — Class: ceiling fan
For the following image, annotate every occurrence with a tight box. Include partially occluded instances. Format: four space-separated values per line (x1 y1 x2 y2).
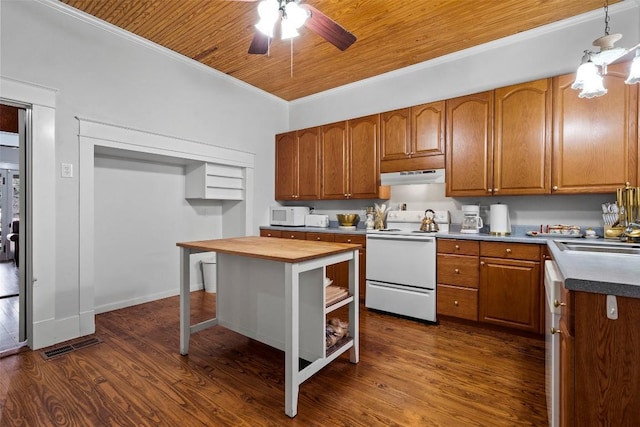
235 0 357 54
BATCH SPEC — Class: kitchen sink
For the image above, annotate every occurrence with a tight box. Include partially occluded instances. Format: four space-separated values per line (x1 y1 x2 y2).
555 241 640 255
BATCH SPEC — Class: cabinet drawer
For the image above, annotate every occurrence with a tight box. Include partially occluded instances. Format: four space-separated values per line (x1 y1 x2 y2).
334 234 366 247
437 284 478 321
437 239 479 255
480 241 540 261
437 254 479 288
306 232 335 242
260 229 282 238
282 231 307 240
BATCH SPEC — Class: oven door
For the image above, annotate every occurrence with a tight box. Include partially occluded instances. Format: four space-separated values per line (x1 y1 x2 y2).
366 234 436 289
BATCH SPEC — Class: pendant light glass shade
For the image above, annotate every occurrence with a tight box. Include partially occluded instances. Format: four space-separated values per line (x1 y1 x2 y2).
571 61 598 90
625 50 640 84
579 71 607 98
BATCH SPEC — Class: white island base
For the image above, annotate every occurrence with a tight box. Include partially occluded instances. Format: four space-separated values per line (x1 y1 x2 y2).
177 236 360 418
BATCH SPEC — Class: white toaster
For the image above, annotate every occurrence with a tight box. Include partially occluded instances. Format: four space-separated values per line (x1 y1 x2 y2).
304 214 330 228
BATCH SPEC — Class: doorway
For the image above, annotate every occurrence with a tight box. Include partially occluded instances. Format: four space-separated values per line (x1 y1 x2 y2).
0 103 24 354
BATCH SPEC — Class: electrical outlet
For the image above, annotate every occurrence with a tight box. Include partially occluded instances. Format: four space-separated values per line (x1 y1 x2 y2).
61 163 73 178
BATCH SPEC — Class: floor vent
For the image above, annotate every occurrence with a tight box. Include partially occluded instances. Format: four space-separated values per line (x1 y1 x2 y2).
41 337 102 360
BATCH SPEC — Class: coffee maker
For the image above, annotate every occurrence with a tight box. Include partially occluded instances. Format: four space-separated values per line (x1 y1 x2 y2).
460 205 483 234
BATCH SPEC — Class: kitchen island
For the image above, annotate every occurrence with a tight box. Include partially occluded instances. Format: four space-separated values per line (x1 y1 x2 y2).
176 236 361 417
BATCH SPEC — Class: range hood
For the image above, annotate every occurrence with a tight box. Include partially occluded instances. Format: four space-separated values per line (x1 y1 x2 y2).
381 169 445 186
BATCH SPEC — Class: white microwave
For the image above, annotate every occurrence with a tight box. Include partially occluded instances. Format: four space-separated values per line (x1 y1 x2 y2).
270 206 310 226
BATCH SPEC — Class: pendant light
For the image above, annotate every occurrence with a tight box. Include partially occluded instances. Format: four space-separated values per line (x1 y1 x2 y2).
572 0 640 98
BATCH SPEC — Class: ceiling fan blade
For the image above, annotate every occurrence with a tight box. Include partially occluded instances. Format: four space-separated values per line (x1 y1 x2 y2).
248 32 270 54
301 4 356 51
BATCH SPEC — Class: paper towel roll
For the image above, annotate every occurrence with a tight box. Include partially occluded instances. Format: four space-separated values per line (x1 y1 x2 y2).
490 204 511 235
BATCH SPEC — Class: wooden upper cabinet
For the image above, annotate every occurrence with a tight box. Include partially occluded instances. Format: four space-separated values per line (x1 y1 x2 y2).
380 108 411 161
348 114 380 199
380 103 445 173
275 131 297 200
320 121 349 199
494 79 552 195
275 128 320 200
552 61 639 193
321 116 380 199
445 91 494 197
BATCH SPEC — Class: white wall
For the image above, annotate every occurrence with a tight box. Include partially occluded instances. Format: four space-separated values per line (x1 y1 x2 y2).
0 0 287 346
289 1 640 227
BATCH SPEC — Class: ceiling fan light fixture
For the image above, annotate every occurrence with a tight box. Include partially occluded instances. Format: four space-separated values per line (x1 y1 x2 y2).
281 18 299 40
256 0 279 37
284 2 308 29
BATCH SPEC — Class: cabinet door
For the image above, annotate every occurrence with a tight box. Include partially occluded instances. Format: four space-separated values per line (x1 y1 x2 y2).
296 127 321 200
446 91 494 196
334 234 366 299
412 101 445 158
275 131 297 200
479 257 540 333
320 121 348 199
552 61 638 193
494 79 552 195
380 108 411 161
348 115 380 199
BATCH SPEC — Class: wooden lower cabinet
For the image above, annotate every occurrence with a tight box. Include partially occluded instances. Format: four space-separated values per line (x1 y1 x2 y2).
479 242 541 333
438 239 543 334
437 284 478 321
333 234 366 301
479 257 540 333
437 239 479 321
260 229 367 300
566 291 640 426
260 229 282 238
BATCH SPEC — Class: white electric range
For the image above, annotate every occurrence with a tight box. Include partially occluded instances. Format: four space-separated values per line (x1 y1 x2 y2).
365 210 449 322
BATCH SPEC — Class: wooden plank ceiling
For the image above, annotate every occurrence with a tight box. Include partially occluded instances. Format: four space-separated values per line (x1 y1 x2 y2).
61 0 620 101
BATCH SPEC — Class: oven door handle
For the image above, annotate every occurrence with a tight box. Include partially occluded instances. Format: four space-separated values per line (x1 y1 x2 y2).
367 234 435 242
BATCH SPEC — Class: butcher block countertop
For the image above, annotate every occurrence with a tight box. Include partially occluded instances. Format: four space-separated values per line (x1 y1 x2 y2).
176 236 362 263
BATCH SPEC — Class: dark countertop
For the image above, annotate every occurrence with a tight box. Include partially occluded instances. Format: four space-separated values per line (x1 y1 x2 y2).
260 225 367 235
262 224 639 298
546 239 639 299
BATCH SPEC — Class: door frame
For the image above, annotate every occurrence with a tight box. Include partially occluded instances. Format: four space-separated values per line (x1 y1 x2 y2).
1 76 57 349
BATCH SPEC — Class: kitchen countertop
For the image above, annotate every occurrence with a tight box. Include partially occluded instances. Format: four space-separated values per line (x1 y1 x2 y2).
262 224 638 298
546 239 640 299
261 225 367 235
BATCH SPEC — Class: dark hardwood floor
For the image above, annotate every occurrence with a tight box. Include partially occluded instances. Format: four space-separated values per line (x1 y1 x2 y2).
0 292 547 426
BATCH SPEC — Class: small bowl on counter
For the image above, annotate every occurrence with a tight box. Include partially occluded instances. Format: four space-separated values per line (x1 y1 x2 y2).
336 214 360 227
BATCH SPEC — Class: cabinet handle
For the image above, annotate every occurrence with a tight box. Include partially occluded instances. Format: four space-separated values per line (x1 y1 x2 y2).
454 300 459 306
493 188 498 192
552 185 558 191
316 237 321 241
455 245 460 250
290 235 296 239
487 189 493 193
506 248 512 254
480 261 485 266
347 239 352 243
550 327 561 335
454 268 460 274
267 233 272 237
554 299 567 308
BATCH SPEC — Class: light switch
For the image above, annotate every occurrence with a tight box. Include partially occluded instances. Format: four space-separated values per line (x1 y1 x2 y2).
61 163 73 178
